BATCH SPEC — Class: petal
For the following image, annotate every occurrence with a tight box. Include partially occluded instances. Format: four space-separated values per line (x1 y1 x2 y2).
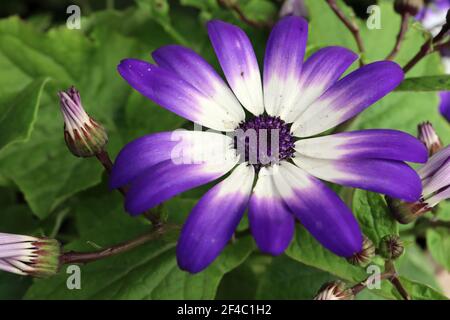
292 61 404 137
248 167 295 255
263 16 308 118
110 130 234 189
207 20 264 115
125 151 239 215
0 260 27 276
439 91 450 122
152 45 245 122
117 59 239 131
418 145 450 179
422 158 450 196
176 163 255 273
293 154 422 202
281 46 358 122
427 186 450 207
295 129 427 163
273 162 362 257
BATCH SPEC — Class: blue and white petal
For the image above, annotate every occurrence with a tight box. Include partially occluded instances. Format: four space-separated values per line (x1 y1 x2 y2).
110 130 235 189
422 158 450 196
272 162 362 257
263 16 308 119
292 61 404 137
248 167 295 255
295 129 427 163
117 59 240 131
418 145 450 180
293 154 422 202
152 45 245 122
177 163 255 273
207 20 264 115
426 186 450 207
123 133 239 215
281 46 358 122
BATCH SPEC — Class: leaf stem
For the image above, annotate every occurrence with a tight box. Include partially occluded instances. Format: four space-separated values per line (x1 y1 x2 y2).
217 0 273 29
326 0 365 66
385 260 411 300
61 224 178 265
387 13 410 60
95 149 161 226
351 272 394 295
403 23 450 73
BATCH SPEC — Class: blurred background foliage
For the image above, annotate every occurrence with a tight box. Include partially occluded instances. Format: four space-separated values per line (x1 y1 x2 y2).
0 0 449 300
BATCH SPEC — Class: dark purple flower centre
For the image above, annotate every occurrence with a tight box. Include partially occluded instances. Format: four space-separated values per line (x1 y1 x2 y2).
234 115 295 170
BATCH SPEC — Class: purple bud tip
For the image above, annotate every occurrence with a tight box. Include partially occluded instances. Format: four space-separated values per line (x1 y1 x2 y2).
58 86 108 158
418 121 443 156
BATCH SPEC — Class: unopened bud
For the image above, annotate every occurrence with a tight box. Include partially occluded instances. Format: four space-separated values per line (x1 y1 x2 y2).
418 121 442 156
385 196 431 224
314 281 354 300
58 87 108 158
394 0 424 16
379 235 405 260
279 0 309 18
347 236 375 267
0 233 61 277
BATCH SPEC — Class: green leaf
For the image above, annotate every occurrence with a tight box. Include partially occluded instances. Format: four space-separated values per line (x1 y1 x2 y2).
25 191 254 299
285 226 367 282
254 255 335 299
397 76 450 91
396 240 441 290
352 190 398 245
427 228 450 271
0 77 49 152
0 11 187 218
373 277 448 300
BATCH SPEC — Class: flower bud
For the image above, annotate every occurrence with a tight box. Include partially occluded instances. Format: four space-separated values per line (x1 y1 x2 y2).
314 281 354 300
58 87 108 158
279 0 309 18
347 236 375 267
418 121 442 156
394 0 424 16
0 233 61 277
379 235 405 260
385 196 430 224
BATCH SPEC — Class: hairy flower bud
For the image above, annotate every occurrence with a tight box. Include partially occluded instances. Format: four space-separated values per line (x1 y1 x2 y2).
347 236 375 266
418 121 442 156
59 86 108 158
314 281 354 300
394 0 424 16
386 196 430 224
379 235 405 260
0 233 61 277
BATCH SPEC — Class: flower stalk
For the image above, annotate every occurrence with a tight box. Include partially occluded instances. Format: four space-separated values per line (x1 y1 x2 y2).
403 20 450 73
326 0 365 65
387 12 410 60
61 224 178 265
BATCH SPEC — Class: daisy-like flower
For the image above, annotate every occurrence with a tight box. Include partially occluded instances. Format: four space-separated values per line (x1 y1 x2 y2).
112 16 427 273
388 144 450 223
0 233 60 277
